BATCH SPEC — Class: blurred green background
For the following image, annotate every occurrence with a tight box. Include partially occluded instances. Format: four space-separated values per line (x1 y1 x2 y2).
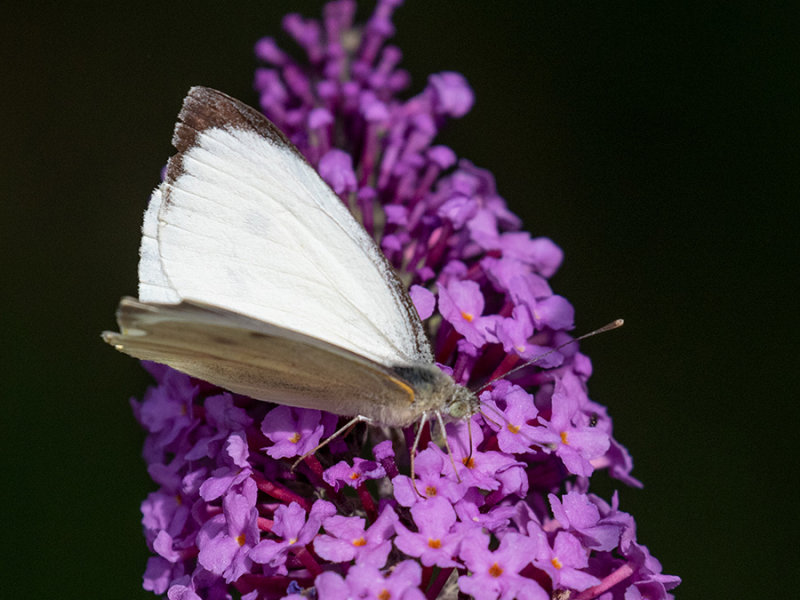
1 2 795 599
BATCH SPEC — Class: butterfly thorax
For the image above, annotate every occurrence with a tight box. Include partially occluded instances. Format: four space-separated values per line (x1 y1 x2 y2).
391 364 479 425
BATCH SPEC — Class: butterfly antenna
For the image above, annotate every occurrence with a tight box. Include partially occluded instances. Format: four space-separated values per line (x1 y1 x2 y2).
473 319 624 395
291 415 371 471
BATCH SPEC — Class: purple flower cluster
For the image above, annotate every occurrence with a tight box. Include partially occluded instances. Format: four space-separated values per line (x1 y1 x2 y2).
131 2 679 599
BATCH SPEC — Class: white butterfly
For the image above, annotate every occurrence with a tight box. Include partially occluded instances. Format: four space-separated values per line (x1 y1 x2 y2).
103 87 478 456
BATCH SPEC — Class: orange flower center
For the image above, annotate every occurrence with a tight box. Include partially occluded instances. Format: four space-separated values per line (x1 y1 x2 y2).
460 311 474 323
235 534 246 547
428 538 442 549
352 537 367 547
425 486 437 496
378 590 391 600
462 456 475 469
349 472 361 480
551 557 563 570
507 423 521 434
289 432 301 443
488 562 503 577
560 431 569 445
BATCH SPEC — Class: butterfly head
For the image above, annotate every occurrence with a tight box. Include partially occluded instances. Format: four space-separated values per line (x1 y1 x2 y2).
391 364 478 423
444 383 479 421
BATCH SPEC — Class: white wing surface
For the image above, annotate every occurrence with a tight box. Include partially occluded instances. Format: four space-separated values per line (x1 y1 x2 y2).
138 187 179 303
138 87 432 366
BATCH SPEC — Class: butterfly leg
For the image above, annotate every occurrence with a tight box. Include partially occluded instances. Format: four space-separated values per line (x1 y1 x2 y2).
466 416 474 465
291 414 373 471
434 410 462 484
409 413 430 497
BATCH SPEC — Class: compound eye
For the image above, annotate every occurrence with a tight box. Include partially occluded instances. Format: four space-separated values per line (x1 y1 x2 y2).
448 393 477 420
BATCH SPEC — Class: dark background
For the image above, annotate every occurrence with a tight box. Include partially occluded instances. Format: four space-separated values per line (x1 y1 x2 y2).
2 2 795 598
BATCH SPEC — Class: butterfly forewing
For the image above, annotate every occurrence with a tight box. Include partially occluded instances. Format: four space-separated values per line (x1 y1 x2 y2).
140 87 431 367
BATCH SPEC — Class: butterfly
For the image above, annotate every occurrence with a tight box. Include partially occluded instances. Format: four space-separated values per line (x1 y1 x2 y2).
103 87 479 475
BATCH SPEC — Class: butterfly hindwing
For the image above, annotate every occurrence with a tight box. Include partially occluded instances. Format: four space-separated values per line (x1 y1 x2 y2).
104 298 424 426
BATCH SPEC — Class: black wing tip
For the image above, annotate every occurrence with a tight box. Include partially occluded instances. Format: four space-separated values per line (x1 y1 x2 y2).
174 86 292 151
165 86 297 187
